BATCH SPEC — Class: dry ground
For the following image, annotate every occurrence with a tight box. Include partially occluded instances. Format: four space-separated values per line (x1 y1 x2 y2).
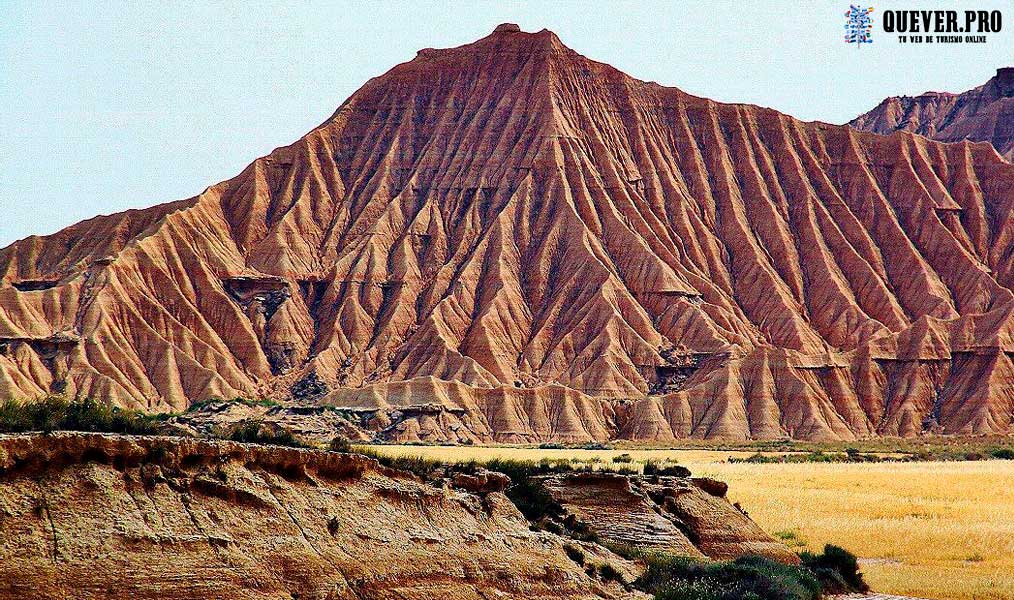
367 444 1014 600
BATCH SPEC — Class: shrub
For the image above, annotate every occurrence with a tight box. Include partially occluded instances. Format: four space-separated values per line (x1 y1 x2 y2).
598 562 625 584
636 553 823 600
643 461 692 477
226 420 306 448
990 448 1014 460
563 543 585 565
0 396 160 435
328 437 353 453
613 453 634 463
485 458 563 522
799 544 868 593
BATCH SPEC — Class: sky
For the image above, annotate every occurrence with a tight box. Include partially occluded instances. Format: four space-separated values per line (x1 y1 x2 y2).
1 0 1011 247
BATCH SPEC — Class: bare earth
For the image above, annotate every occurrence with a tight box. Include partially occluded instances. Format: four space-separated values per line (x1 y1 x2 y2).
3 25 1014 443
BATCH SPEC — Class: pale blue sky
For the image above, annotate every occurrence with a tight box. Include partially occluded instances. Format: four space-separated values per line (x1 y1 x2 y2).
2 1 1011 247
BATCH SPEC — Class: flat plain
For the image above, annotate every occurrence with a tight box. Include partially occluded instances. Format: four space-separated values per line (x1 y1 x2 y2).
367 444 1014 600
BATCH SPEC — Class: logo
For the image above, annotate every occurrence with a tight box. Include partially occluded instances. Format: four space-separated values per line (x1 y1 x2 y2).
845 5 875 45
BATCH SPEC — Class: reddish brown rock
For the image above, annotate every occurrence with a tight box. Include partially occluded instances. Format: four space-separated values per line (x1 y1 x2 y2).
1 26 1013 440
850 67 1014 161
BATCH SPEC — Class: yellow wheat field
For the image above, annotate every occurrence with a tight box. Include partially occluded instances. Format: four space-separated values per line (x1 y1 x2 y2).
368 445 1014 600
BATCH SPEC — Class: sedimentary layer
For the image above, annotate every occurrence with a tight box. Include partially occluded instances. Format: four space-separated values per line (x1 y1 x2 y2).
539 472 799 564
850 67 1014 161
0 432 638 600
2 25 1013 439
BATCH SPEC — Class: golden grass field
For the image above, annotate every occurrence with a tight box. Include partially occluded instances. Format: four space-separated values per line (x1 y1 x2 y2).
367 444 1014 600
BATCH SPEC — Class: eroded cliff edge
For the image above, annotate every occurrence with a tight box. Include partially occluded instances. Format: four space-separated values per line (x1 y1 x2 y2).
0 433 640 600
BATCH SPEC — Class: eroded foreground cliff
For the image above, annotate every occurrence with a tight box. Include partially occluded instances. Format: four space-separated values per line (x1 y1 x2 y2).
2 25 1013 440
0 433 800 599
0 433 639 599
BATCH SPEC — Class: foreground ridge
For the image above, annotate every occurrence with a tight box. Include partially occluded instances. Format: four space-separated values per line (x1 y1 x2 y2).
2 25 1013 440
0 432 639 599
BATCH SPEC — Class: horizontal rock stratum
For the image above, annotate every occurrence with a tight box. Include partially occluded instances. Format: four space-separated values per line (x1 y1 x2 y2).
2 25 1013 440
0 432 640 599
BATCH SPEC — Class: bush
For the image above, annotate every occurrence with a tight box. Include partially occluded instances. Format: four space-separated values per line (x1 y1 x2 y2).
563 543 585 565
636 553 822 600
991 448 1014 460
328 437 353 453
485 458 563 522
644 461 692 477
598 562 625 584
799 545 868 593
0 396 160 435
226 420 306 448
613 453 634 463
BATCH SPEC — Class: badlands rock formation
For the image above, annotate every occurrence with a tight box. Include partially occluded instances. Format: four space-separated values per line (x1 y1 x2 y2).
539 472 798 564
2 25 1013 440
0 432 639 599
850 67 1014 161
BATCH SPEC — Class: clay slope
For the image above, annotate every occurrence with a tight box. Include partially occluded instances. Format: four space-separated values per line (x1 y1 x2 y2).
2 24 1014 440
0 432 637 600
850 67 1014 161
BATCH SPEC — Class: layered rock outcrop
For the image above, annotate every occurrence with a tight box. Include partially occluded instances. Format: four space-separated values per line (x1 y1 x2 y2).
539 472 798 564
2 26 1013 439
0 432 638 599
850 67 1014 161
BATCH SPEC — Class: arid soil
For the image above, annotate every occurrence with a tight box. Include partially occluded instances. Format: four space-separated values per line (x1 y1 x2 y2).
2 25 1013 440
0 432 643 599
851 67 1014 161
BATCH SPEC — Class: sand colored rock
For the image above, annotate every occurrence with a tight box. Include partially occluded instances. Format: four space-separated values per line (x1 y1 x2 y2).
850 67 1014 161
0 432 638 600
539 472 799 564
2 26 1014 439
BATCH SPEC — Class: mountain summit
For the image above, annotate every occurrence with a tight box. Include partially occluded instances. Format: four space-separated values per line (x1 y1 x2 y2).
850 67 1014 161
2 26 1013 440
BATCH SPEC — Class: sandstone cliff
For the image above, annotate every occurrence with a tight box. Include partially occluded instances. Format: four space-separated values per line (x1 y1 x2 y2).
2 25 1013 440
850 67 1014 161
539 472 798 564
0 432 640 599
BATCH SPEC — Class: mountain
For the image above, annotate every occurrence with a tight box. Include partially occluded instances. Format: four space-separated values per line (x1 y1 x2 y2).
850 67 1014 161
2 24 1013 440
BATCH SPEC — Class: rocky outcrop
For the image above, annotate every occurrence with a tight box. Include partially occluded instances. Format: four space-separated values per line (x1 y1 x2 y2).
0 432 638 599
2 26 1014 439
539 472 798 564
850 67 1014 161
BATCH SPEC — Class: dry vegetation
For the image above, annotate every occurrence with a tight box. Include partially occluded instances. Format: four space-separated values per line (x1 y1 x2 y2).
367 443 1014 600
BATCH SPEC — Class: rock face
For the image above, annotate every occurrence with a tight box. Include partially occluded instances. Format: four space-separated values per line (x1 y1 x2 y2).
2 26 1014 440
539 472 799 564
850 67 1014 161
0 433 638 599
